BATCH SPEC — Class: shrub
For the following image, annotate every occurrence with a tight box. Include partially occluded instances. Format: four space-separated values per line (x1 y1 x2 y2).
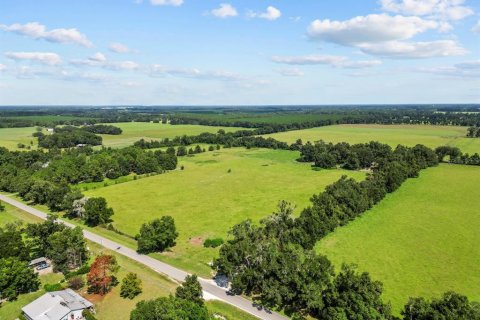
68 276 85 290
44 283 63 292
82 309 97 320
203 238 224 248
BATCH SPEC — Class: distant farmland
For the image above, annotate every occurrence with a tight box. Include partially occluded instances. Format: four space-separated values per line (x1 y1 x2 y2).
86 147 365 275
98 122 251 148
317 164 480 313
265 124 480 155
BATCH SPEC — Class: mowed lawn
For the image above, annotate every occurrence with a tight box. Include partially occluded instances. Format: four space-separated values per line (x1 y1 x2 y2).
99 122 249 148
0 127 38 150
317 164 480 313
86 148 364 275
265 124 480 155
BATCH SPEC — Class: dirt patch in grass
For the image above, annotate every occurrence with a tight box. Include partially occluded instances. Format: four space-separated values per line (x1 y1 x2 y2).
189 236 204 246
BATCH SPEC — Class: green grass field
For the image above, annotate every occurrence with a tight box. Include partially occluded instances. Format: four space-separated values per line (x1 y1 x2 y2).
176 112 346 124
265 124 480 155
0 127 38 150
316 164 480 313
86 147 364 275
99 122 249 148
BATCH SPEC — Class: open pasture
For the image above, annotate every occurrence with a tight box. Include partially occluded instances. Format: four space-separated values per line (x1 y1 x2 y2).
317 164 480 313
99 122 249 148
265 124 480 155
0 127 38 150
86 147 364 275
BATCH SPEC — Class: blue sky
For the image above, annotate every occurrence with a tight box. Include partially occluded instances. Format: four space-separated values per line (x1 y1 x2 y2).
0 0 479 105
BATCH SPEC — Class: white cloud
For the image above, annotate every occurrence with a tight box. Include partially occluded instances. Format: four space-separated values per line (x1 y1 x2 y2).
359 40 467 58
307 14 438 45
418 60 480 78
71 53 139 70
109 42 131 53
0 22 93 47
380 0 473 21
272 54 382 69
211 3 238 18
150 0 183 6
278 68 304 77
150 64 243 81
0 64 6 71
5 52 62 65
472 21 480 34
248 6 282 21
90 52 107 62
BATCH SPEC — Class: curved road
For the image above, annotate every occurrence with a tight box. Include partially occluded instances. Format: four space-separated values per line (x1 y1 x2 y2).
0 194 288 320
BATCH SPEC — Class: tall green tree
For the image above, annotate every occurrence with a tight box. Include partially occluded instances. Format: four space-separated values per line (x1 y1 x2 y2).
83 197 114 226
121 272 143 299
0 257 40 301
175 275 204 306
46 227 88 273
136 216 178 254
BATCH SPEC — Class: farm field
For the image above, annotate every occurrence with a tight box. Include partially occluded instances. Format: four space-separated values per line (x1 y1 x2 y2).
316 164 480 313
265 124 480 155
176 112 347 124
98 122 250 148
0 203 257 320
86 147 365 275
0 127 38 150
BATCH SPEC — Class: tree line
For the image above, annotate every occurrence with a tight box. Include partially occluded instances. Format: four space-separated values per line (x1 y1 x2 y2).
0 145 177 215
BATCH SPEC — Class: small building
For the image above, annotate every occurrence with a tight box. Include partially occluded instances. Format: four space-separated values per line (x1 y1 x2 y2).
28 257 48 268
46 128 54 132
22 289 94 320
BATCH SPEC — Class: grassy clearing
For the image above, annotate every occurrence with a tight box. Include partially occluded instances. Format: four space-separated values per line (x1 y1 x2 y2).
316 164 480 313
176 112 346 124
99 122 250 148
265 124 480 155
0 127 38 150
86 147 364 275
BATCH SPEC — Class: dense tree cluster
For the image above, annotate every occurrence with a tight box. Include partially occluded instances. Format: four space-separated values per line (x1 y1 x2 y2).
0 216 90 301
26 216 88 273
402 292 480 319
214 202 393 319
130 274 207 320
435 145 480 166
37 126 102 148
467 126 480 138
83 124 122 135
136 216 178 254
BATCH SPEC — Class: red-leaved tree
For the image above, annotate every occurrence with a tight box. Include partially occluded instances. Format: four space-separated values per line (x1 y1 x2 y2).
87 255 119 295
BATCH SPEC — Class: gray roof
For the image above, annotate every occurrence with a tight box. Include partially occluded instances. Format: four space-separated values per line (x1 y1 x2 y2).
28 257 47 266
22 289 92 320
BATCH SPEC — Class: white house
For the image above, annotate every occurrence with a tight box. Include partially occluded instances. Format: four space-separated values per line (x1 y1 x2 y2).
22 289 94 320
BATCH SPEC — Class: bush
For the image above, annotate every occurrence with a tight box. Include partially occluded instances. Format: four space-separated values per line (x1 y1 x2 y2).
68 276 85 290
44 283 64 292
203 238 224 248
82 309 97 320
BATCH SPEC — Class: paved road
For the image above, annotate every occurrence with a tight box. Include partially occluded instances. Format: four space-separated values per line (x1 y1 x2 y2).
0 194 288 320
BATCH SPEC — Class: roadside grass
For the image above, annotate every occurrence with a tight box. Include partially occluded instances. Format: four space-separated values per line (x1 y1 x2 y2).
316 164 480 314
265 124 480 155
206 300 259 320
84 147 364 276
98 122 250 148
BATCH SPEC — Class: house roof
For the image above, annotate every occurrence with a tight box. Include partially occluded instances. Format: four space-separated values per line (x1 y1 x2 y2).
28 257 48 266
22 289 92 320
